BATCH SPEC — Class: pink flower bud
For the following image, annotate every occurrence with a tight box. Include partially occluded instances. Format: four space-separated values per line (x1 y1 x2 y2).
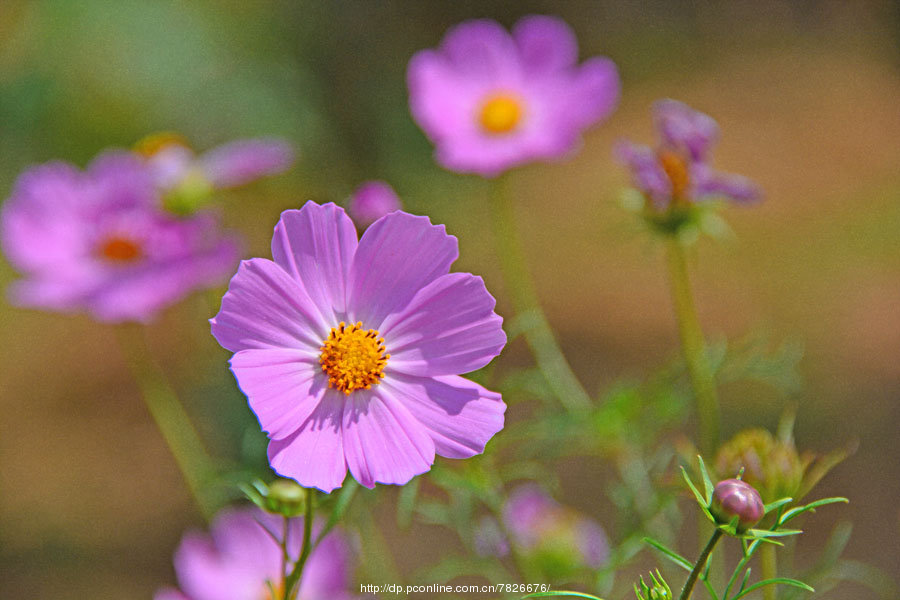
711 478 765 532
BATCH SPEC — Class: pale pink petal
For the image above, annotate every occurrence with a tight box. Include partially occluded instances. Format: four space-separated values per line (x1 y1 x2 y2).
383 374 505 459
229 349 326 440
201 138 295 188
271 203 357 323
267 393 348 493
513 15 578 73
440 19 520 80
381 273 506 376
342 389 435 488
210 258 327 353
348 211 457 329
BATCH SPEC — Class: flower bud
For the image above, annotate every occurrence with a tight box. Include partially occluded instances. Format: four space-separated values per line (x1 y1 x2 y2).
711 478 764 532
347 181 401 228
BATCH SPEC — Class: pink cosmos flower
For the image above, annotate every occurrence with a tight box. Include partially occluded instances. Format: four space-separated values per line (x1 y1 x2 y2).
1 153 240 322
210 201 507 492
346 181 402 228
136 133 295 193
615 99 761 210
408 15 620 177
154 506 355 600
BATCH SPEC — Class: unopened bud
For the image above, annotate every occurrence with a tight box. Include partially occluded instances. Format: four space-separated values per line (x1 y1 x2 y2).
711 478 764 533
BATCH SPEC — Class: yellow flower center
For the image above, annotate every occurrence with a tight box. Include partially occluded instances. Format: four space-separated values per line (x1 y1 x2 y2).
478 93 524 135
319 322 389 394
133 131 190 157
98 236 142 263
658 150 690 201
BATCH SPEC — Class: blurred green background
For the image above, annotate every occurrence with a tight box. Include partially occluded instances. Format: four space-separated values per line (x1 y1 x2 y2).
1 0 898 598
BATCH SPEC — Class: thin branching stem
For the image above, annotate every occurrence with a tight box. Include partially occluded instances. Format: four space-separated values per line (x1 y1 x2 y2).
488 175 591 412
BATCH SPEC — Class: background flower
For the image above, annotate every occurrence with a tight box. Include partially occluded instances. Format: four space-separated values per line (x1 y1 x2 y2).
501 484 609 580
615 99 761 210
1 153 240 322
154 506 355 600
347 180 402 228
408 15 619 176
210 201 507 492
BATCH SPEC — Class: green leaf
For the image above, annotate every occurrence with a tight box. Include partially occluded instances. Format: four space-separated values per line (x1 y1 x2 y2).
731 578 813 599
779 497 848 526
763 497 793 515
698 455 714 504
681 466 708 509
745 528 803 538
642 537 692 572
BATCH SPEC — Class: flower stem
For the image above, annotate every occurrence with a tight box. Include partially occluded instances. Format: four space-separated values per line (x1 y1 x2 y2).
114 325 216 520
679 529 723 600
283 489 316 600
665 238 720 458
488 176 591 412
760 543 777 600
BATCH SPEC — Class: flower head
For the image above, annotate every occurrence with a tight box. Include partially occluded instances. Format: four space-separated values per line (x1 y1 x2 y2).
715 428 804 503
710 478 765 533
499 484 609 579
347 181 402 228
616 99 760 212
408 15 619 177
154 506 355 600
210 201 507 492
136 134 295 214
1 153 239 322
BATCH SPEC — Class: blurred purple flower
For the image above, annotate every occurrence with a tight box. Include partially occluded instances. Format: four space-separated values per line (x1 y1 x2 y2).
615 99 761 209
210 201 506 492
347 181 402 228
154 506 355 600
136 133 295 192
1 153 240 322
408 15 620 177
502 484 609 569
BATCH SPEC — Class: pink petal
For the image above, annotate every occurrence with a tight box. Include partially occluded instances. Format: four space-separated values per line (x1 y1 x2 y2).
271 203 357 323
384 374 505 459
440 19 520 80
566 57 620 129
267 393 348 493
348 212 457 329
342 389 435 488
407 50 484 142
210 258 327 353
200 138 295 188
229 349 326 440
381 273 506 376
512 15 578 73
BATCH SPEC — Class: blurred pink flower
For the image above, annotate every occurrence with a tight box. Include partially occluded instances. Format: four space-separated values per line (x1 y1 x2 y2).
347 181 402 228
503 484 609 569
615 99 761 209
1 153 239 322
408 15 620 177
138 134 295 192
210 201 506 492
154 506 355 600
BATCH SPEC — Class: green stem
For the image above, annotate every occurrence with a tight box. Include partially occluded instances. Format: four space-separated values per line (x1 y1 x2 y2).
760 543 777 600
665 238 720 458
488 176 591 412
283 489 316 600
115 325 215 519
679 529 724 600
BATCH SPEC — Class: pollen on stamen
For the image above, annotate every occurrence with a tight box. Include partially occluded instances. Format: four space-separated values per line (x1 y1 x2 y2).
319 321 389 394
478 93 524 135
98 236 143 263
